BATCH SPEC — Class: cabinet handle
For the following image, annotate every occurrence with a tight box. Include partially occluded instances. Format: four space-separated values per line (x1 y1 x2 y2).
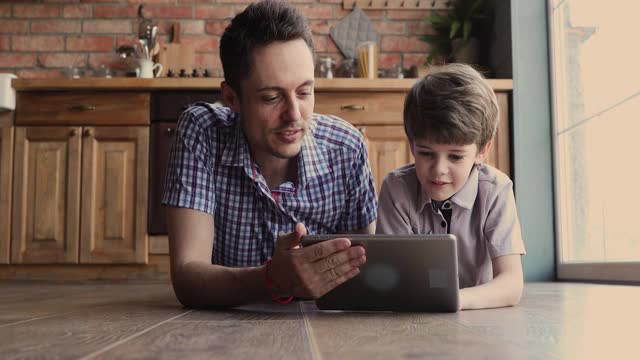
68 105 96 112
340 104 366 111
83 129 93 137
166 127 174 135
69 129 77 137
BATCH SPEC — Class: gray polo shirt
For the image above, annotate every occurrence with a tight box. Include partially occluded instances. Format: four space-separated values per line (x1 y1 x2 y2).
376 163 526 289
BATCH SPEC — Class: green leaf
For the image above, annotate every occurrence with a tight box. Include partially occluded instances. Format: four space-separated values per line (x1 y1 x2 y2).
462 20 472 41
450 20 461 39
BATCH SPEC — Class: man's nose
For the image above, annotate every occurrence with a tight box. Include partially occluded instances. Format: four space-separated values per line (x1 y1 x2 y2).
283 94 302 122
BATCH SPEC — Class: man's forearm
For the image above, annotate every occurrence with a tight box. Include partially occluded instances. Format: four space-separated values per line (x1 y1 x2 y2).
171 261 269 309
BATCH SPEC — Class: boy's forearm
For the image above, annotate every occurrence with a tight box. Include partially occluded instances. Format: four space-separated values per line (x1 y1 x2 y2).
459 273 523 310
171 261 270 309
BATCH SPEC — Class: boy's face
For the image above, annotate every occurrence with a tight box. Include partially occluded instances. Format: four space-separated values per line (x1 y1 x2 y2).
222 38 315 164
411 139 490 201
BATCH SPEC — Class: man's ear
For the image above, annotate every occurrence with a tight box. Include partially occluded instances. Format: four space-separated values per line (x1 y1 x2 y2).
475 139 493 164
221 81 240 112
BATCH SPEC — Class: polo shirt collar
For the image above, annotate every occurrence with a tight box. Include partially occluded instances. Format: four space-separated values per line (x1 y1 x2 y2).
450 165 479 210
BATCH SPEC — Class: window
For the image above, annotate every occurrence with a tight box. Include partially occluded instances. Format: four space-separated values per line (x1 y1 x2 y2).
549 0 640 281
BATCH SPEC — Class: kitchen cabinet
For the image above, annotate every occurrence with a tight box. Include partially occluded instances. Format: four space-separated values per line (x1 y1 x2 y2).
79 126 148 264
11 90 150 264
359 125 413 196
12 126 81 264
11 126 149 264
0 113 13 264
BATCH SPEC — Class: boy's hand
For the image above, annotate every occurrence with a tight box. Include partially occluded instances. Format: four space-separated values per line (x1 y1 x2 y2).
269 223 367 299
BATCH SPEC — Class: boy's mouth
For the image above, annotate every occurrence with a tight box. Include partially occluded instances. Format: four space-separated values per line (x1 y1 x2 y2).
430 180 450 187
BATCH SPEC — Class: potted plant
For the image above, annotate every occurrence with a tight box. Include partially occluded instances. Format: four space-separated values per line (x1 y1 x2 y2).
421 0 489 65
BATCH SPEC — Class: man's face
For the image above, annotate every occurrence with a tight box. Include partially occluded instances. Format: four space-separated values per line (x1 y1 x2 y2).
226 39 315 163
411 139 489 201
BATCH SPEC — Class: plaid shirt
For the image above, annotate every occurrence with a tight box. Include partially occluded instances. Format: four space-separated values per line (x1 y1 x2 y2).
162 103 378 267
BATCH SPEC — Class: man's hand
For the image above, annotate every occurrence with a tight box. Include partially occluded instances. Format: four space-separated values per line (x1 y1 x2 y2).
269 223 367 299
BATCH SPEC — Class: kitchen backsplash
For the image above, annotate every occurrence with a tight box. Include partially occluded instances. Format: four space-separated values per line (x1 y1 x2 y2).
0 0 434 79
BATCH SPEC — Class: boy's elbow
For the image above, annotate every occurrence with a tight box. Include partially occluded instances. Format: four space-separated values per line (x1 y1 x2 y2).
507 281 524 306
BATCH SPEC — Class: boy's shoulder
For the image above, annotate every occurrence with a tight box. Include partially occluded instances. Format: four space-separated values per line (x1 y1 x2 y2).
476 163 514 195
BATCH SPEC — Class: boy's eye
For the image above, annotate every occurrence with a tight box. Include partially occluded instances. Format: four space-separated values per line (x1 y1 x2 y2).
419 152 434 158
450 155 464 161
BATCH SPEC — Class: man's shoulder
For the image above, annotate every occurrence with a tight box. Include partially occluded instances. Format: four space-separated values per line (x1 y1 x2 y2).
310 113 365 153
181 102 236 131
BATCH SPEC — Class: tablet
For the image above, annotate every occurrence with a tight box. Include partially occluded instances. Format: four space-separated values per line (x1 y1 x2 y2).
301 234 460 312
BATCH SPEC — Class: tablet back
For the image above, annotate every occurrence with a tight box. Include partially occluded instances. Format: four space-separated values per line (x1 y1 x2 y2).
301 234 460 312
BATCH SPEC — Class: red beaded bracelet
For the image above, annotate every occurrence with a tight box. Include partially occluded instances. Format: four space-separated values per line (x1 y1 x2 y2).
264 258 294 304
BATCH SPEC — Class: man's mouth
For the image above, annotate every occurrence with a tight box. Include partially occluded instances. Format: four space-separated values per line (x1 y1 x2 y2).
274 128 302 143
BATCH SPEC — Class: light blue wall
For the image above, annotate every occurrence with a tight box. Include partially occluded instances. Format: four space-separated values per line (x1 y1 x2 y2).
511 0 556 281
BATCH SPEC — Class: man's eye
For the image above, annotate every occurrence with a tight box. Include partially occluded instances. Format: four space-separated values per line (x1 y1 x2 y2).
263 96 279 103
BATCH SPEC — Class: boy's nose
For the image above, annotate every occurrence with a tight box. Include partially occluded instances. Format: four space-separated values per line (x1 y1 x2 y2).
433 159 448 175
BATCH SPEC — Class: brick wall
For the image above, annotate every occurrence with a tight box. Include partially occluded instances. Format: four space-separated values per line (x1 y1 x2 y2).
0 0 434 79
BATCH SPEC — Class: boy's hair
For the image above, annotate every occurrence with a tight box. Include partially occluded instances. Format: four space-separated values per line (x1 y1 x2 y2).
403 63 499 150
219 0 314 95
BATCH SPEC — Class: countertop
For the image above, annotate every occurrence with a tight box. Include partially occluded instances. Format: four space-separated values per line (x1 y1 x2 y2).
12 77 514 92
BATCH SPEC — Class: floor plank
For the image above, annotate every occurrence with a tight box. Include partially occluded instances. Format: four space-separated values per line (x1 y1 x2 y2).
90 303 312 360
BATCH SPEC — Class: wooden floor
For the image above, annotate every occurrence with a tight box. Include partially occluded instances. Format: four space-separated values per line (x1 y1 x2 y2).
0 281 638 359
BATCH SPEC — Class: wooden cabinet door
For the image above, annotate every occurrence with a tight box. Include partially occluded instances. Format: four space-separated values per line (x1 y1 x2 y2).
360 125 413 196
80 127 148 264
486 92 511 177
0 125 13 264
12 127 81 264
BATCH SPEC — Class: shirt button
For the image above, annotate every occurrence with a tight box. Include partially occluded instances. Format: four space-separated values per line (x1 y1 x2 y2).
441 221 446 227
443 202 451 209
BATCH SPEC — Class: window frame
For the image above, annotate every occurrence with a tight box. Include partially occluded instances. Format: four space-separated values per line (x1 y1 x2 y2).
548 0 640 282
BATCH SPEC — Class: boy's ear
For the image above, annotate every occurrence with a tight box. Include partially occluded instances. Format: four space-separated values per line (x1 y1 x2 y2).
408 140 415 157
221 81 240 113
475 139 493 164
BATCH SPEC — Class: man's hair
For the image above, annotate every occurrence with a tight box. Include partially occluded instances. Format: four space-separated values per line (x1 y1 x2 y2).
403 63 499 150
219 0 314 94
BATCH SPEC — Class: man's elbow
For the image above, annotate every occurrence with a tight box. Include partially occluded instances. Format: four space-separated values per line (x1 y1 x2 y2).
170 265 206 309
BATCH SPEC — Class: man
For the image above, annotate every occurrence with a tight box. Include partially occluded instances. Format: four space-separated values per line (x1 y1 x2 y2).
162 0 377 308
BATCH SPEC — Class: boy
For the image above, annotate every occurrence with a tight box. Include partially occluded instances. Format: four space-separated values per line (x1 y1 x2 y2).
376 64 526 310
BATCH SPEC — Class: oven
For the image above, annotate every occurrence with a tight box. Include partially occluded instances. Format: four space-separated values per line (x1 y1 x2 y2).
148 91 223 235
